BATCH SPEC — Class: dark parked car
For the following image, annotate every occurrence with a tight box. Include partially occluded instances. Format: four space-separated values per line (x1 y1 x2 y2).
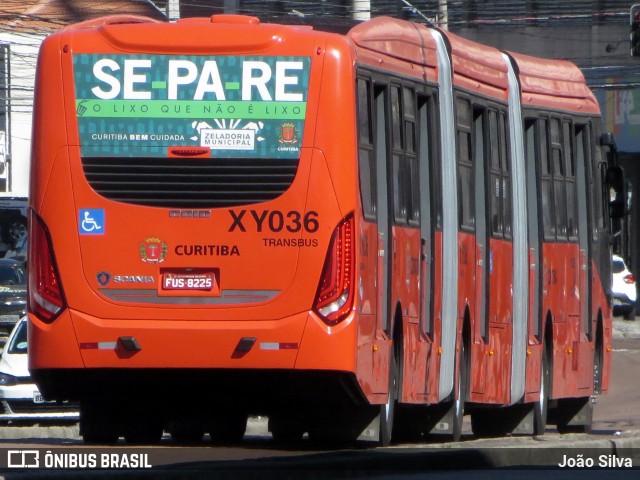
4 234 27 267
0 259 26 349
0 197 27 250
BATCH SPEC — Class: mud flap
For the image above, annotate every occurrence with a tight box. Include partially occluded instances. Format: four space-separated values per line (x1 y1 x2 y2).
551 396 594 429
428 405 456 435
511 407 535 435
357 415 380 442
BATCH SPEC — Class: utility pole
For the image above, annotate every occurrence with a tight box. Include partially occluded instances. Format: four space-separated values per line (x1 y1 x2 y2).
167 0 180 21
438 0 448 30
352 0 370 21
224 0 240 14
631 4 640 56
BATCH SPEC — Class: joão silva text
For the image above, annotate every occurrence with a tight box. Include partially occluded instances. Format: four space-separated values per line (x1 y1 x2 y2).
558 453 633 468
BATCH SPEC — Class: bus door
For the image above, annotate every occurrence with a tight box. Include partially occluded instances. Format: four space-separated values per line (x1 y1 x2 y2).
485 108 514 403
456 98 488 396
472 106 489 398
417 91 438 395
560 120 592 390
374 84 392 336
368 82 393 394
524 118 543 369
574 123 594 389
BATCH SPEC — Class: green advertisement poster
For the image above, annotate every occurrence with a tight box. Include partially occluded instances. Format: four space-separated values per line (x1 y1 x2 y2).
73 54 311 158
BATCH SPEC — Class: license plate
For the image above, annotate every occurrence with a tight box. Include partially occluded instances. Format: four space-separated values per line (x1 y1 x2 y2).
33 392 49 404
162 271 217 291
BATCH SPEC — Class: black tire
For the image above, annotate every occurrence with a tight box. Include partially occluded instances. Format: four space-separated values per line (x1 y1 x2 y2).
269 415 305 445
452 341 468 442
392 405 423 443
209 413 247 444
80 399 120 445
379 349 398 447
533 343 550 435
593 338 603 396
82 428 120 445
168 422 205 443
123 419 164 445
471 411 504 438
624 307 635 321
308 415 363 447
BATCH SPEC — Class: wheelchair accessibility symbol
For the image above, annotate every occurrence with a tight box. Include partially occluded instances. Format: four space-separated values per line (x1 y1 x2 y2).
79 209 105 235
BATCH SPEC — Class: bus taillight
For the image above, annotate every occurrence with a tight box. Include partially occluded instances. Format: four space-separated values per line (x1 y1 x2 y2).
313 214 354 326
28 213 66 323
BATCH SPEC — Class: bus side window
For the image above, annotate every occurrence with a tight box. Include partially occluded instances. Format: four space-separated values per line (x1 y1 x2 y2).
390 84 421 228
357 77 377 221
564 120 578 241
551 118 567 241
488 109 513 239
591 124 607 234
489 110 501 237
429 94 442 230
539 118 555 240
391 85 407 224
404 87 420 227
456 98 474 231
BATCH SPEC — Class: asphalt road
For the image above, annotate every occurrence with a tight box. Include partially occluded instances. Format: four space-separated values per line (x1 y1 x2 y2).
593 332 640 433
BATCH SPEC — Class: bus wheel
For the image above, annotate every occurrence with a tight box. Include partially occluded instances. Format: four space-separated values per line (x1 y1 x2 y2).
593 332 603 395
624 307 635 321
123 422 164 445
533 343 550 435
168 422 205 443
452 341 467 442
82 425 119 445
80 400 120 444
378 348 398 446
308 417 360 447
209 413 247 444
269 414 305 445
471 411 494 438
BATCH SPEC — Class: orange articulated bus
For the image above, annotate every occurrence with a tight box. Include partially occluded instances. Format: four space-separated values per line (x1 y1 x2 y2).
28 14 624 445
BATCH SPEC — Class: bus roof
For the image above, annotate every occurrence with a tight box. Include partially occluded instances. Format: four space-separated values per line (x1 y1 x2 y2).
506 50 600 114
59 14 327 53
348 16 437 69
441 28 509 101
347 16 438 84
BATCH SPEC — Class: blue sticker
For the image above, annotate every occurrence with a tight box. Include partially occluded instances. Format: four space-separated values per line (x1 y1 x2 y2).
79 209 105 235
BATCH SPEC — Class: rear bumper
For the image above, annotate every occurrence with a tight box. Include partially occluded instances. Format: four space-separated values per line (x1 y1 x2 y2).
0 403 79 422
611 293 636 306
28 307 361 405
0 384 78 421
29 308 357 370
31 368 366 413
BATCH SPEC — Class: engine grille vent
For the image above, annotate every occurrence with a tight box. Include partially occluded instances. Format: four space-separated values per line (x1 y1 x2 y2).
81 157 298 208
